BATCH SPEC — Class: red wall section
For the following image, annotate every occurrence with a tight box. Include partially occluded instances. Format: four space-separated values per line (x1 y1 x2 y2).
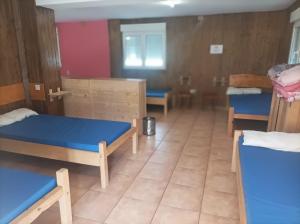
57 20 111 78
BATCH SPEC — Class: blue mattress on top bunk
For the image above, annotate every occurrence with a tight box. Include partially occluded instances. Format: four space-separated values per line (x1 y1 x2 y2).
239 136 300 224
147 89 171 98
0 167 56 224
229 92 272 116
0 115 131 152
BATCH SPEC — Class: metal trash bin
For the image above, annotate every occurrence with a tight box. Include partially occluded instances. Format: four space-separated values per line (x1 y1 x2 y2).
143 116 156 136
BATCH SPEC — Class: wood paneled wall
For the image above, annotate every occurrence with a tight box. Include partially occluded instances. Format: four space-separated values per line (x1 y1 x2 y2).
0 0 26 113
0 0 63 115
109 11 289 105
36 7 64 115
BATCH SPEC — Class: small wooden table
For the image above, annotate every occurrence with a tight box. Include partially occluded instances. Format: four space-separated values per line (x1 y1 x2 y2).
202 91 218 110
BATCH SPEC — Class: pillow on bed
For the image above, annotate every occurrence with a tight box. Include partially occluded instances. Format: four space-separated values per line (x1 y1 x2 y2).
226 87 262 95
243 130 300 152
0 108 38 127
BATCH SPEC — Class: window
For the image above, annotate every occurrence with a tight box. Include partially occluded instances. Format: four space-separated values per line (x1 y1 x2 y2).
289 8 300 64
289 21 300 64
121 23 166 70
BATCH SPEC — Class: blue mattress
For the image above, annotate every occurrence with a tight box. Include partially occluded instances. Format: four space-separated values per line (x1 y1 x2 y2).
239 137 300 224
229 93 272 116
147 89 171 98
0 115 131 152
0 167 56 224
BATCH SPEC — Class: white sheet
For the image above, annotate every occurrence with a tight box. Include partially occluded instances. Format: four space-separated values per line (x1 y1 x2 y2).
226 87 262 95
243 131 300 152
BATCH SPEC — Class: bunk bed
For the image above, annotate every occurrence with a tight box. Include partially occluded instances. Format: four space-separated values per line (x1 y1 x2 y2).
231 131 300 224
0 168 72 224
227 74 273 136
0 113 138 189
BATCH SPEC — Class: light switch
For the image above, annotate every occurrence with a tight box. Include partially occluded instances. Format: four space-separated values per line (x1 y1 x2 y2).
35 84 41 91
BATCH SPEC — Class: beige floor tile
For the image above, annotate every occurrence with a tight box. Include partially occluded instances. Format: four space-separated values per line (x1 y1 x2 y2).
210 148 232 161
205 173 237 194
171 167 206 188
152 205 199 224
163 135 188 144
110 158 145 177
199 213 239 224
177 155 208 171
73 190 120 222
124 148 154 162
105 198 158 224
186 138 211 147
125 177 168 203
201 190 239 219
149 151 180 165
73 216 101 224
156 141 183 154
183 146 210 157
207 159 232 175
91 173 134 196
69 173 99 189
139 162 174 182
161 184 202 211
32 210 60 224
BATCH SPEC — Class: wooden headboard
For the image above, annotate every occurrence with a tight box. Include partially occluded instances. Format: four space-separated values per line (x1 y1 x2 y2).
0 83 26 114
229 74 272 89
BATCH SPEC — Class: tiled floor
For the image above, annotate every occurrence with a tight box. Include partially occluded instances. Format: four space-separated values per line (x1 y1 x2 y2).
0 108 239 224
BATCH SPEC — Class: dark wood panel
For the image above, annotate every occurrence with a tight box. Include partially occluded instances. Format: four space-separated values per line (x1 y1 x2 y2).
36 7 64 115
0 0 22 86
17 0 43 83
109 11 288 105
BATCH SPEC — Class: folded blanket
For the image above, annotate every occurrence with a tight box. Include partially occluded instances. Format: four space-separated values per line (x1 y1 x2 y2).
272 80 300 92
275 86 300 98
243 131 300 152
276 65 300 86
268 64 296 78
226 87 262 95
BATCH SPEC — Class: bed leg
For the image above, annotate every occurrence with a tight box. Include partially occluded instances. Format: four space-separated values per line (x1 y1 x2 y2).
164 93 168 116
231 131 242 173
99 142 109 189
227 107 234 137
56 169 72 224
132 119 138 154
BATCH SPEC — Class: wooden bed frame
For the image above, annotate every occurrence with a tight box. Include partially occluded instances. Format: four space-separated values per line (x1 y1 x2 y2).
12 168 72 224
227 74 272 136
147 92 172 116
231 130 247 224
0 119 138 189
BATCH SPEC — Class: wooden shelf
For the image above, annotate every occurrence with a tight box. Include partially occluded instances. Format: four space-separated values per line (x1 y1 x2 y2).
49 90 70 97
49 88 70 102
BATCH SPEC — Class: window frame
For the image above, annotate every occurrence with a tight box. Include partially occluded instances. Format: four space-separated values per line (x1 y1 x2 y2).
121 23 167 70
289 20 300 64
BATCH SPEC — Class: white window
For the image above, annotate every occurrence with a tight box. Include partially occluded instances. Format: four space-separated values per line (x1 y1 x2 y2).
121 23 166 70
289 21 300 64
289 8 300 64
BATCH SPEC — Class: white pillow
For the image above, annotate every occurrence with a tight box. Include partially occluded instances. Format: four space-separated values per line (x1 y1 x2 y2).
0 116 15 127
226 87 262 95
243 130 300 152
0 108 38 127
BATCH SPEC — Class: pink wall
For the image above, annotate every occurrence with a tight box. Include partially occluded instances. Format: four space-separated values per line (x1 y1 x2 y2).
57 20 111 78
